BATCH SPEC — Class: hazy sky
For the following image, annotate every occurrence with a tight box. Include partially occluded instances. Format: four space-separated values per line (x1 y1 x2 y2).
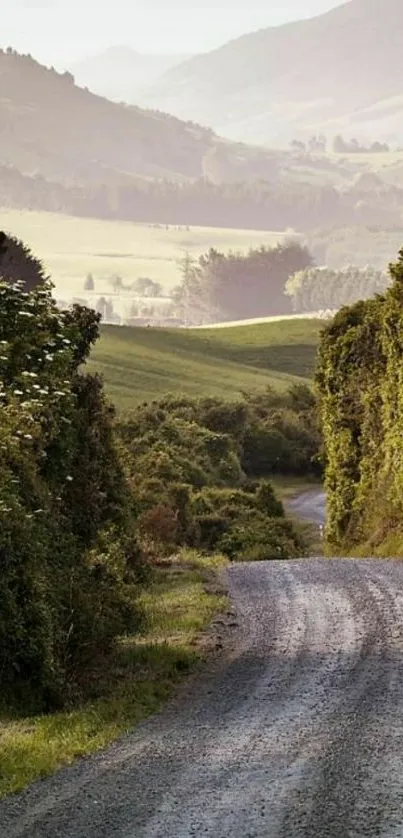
1 0 344 63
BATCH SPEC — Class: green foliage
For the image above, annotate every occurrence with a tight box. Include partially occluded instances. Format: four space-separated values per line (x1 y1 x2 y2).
0 275 141 711
191 482 295 560
117 388 321 559
317 247 403 553
219 516 304 562
240 387 322 478
0 232 47 290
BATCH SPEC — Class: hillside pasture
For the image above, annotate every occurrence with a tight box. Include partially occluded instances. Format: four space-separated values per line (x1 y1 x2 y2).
88 319 321 409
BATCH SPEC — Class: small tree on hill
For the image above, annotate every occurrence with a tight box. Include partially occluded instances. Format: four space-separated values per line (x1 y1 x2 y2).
84 272 95 291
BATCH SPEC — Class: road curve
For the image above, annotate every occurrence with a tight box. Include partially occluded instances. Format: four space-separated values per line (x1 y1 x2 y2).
3 558 403 837
286 488 326 526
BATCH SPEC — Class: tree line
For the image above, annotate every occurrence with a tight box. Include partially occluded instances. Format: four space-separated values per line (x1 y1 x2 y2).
2 163 403 232
171 242 393 323
290 136 391 154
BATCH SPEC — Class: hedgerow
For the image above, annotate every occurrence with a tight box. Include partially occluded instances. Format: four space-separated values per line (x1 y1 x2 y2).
316 247 403 554
0 270 141 710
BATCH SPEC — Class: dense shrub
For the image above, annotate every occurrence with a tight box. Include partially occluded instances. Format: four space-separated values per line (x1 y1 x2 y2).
116 390 319 559
0 278 141 710
317 247 403 554
219 516 303 561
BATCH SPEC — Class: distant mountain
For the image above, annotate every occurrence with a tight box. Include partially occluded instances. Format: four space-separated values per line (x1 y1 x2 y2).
140 0 403 146
70 46 191 104
0 49 280 186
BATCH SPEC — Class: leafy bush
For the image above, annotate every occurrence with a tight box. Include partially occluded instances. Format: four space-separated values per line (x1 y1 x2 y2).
116 388 320 561
218 516 303 561
191 483 298 559
0 277 141 710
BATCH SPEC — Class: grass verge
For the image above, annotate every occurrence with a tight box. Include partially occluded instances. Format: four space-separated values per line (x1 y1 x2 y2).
0 550 228 799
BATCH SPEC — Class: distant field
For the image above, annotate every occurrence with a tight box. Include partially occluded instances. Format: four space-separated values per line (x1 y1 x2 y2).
327 149 403 168
88 319 321 410
0 209 291 300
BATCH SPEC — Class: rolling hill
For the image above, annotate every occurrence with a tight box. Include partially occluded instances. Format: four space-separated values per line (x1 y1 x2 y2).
141 0 403 146
0 48 278 186
88 320 321 409
70 46 191 104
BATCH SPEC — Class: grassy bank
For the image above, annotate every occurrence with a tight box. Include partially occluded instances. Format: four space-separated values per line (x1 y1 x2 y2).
0 551 228 799
88 319 321 409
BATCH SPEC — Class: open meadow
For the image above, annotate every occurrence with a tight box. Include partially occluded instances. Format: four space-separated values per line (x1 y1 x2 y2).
88 319 322 409
0 209 292 301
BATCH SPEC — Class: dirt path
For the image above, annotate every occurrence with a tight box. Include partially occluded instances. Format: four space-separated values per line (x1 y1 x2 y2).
3 556 403 837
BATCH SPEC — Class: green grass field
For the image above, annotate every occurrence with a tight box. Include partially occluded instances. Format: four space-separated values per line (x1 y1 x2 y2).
88 319 322 409
0 208 291 299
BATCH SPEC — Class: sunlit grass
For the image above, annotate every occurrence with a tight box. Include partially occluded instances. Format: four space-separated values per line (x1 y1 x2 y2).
88 320 321 409
0 551 228 799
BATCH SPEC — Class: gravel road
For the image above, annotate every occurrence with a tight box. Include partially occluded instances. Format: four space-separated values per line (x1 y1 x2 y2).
3 557 403 837
286 488 326 525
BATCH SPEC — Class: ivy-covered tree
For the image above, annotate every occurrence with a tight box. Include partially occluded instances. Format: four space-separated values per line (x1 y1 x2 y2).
316 248 403 554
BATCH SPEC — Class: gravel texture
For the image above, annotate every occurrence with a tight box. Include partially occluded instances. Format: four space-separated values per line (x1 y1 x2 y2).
3 553 403 837
287 488 326 525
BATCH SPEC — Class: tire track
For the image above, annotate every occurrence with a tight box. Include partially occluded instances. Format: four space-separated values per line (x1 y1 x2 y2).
2 559 403 837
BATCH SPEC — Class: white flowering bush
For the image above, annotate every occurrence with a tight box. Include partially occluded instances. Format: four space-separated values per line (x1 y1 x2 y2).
0 277 141 710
